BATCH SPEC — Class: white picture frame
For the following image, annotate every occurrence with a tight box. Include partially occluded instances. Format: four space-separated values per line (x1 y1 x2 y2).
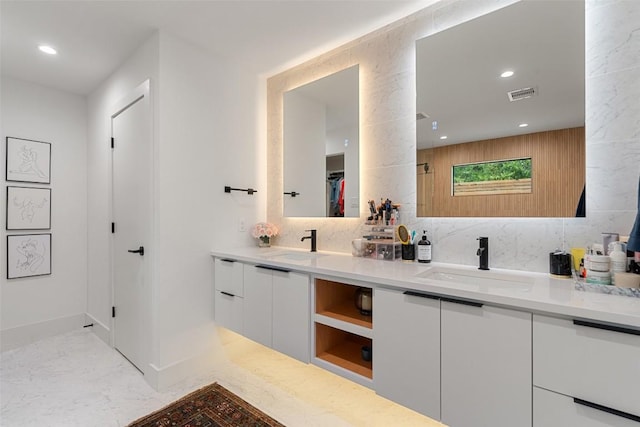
7 233 52 279
6 137 51 184
6 186 51 230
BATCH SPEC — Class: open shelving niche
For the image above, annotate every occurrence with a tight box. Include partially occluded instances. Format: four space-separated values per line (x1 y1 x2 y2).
313 277 373 387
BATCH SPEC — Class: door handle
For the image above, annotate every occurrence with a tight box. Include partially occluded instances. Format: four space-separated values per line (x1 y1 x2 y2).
128 246 144 256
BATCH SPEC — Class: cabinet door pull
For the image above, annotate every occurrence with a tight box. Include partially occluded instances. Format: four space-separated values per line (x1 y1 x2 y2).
220 258 236 263
255 264 291 273
574 398 640 422
573 319 640 336
220 291 235 297
403 290 440 300
441 296 483 308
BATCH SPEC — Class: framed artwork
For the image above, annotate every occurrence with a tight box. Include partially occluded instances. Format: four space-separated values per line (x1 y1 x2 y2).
6 137 51 184
6 186 51 230
7 233 52 279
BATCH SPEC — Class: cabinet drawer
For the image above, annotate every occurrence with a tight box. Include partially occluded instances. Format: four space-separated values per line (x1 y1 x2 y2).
533 315 640 417
214 258 243 296
534 387 639 427
214 290 243 335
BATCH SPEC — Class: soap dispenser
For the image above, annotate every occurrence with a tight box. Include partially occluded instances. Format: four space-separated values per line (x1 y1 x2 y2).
417 230 432 263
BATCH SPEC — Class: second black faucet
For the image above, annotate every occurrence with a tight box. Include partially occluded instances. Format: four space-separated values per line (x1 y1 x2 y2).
477 237 489 270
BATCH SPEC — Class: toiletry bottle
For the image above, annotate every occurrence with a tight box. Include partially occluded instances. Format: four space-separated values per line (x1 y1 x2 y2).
609 241 626 284
417 230 432 263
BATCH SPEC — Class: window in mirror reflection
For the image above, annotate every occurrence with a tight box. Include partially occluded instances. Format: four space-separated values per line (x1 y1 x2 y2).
452 158 532 197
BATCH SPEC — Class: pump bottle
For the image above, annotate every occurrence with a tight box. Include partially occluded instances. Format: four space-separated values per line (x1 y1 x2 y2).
417 230 432 263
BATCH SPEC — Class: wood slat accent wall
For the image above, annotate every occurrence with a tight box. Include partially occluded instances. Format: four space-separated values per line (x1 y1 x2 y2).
417 127 585 217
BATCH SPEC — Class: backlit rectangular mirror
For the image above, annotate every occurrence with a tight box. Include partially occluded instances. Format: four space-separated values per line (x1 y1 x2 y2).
416 1 585 217
283 65 359 217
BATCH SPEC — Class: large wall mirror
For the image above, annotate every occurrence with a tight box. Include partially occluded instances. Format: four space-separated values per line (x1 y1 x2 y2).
283 65 359 218
416 1 585 217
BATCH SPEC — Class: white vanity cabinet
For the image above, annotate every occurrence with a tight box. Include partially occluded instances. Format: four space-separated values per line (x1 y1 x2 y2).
272 270 310 363
214 258 311 364
243 264 274 347
374 288 441 420
533 315 640 426
440 300 532 427
214 258 244 334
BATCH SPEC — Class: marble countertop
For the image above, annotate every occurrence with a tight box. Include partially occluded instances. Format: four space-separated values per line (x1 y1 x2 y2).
211 246 640 329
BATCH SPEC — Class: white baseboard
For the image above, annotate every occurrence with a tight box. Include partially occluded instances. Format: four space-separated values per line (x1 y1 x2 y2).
0 313 86 352
83 313 111 346
146 347 217 391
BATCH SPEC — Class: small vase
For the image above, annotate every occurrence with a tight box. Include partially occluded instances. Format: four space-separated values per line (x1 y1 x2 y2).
258 236 271 248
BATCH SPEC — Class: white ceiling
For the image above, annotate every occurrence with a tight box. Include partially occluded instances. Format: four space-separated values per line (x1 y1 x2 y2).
416 0 585 149
1 0 435 95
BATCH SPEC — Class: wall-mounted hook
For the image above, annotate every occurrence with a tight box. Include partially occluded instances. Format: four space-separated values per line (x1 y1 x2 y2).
284 191 299 197
224 186 257 195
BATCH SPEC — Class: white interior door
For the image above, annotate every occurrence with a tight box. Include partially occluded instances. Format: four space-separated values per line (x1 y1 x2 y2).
111 82 151 373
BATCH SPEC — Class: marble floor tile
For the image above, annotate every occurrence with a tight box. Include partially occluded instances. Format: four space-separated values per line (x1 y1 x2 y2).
1 328 443 427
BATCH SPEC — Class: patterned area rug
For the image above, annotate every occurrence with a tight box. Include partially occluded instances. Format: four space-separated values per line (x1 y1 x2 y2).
127 383 285 427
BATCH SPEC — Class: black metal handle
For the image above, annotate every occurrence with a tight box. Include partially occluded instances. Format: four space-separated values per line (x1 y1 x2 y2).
403 290 440 300
255 264 291 273
441 296 483 308
220 258 236 263
573 319 640 336
128 246 144 256
574 398 640 422
220 291 235 297
284 191 299 197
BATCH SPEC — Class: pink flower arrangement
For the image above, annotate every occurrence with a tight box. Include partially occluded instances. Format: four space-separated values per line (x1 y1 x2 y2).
252 222 279 242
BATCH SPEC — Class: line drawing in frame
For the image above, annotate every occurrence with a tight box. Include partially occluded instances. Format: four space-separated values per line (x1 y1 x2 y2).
7 233 52 279
6 137 51 184
6 186 51 230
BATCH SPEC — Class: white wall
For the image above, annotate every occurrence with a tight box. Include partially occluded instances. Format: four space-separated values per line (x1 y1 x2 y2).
1 77 87 350
86 33 160 339
268 0 640 274
152 32 260 371
86 30 261 387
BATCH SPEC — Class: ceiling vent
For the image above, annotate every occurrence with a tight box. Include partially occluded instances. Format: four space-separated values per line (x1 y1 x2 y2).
508 87 537 102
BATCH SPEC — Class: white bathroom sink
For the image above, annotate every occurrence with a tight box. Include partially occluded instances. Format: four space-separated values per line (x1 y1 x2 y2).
416 267 534 290
266 250 328 261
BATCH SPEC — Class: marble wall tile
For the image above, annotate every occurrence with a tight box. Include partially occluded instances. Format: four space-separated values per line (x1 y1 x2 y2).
564 210 638 251
432 218 564 272
586 68 640 142
361 117 416 169
360 71 415 128
586 139 640 211
586 0 640 77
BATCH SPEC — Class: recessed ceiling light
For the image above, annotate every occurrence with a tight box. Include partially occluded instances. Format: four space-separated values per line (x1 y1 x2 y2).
38 45 57 55
501 70 514 78
519 123 528 128
440 136 448 140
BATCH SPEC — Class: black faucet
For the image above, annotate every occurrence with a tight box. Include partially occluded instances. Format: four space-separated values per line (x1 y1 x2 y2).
477 237 489 270
301 229 317 252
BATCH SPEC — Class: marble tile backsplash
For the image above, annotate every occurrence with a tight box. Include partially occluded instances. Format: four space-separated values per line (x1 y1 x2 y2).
267 0 640 272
